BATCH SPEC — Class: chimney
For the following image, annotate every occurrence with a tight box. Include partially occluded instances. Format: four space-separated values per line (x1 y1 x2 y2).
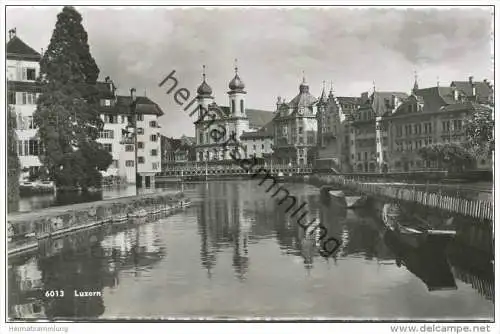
454 89 459 101
392 95 399 108
469 76 474 84
472 83 476 98
130 88 137 102
8 28 16 40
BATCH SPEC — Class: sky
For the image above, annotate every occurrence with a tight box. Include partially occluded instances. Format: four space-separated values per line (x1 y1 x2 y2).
6 6 493 137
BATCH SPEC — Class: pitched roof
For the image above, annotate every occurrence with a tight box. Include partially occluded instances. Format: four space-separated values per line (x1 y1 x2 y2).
288 90 318 109
450 80 493 104
240 120 274 139
100 95 164 116
415 86 455 111
371 91 409 116
6 36 41 61
337 97 361 106
441 101 492 113
247 109 274 129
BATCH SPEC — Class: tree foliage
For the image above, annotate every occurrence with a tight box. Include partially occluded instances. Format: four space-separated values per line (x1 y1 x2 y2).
464 106 494 158
417 142 475 172
7 106 20 212
34 6 111 191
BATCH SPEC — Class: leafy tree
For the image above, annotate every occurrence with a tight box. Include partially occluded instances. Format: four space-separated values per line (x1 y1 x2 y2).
464 106 494 158
7 106 20 212
34 6 111 191
418 143 475 172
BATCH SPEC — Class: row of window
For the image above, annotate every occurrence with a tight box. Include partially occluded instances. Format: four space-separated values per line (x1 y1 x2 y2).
103 143 158 156
103 114 158 127
352 151 387 161
125 161 160 170
395 120 463 137
394 138 434 152
98 130 158 142
8 92 38 105
17 140 40 156
7 66 36 81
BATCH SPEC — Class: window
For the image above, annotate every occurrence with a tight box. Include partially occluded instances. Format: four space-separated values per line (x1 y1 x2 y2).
232 100 236 114
298 127 303 134
17 140 23 156
149 121 157 128
240 100 244 114
125 145 134 152
105 115 117 124
98 130 114 139
121 116 126 123
364 152 368 160
454 120 463 131
111 160 119 168
357 153 361 161
7 91 16 104
126 160 134 167
150 134 157 142
138 157 145 164
261 144 265 150
442 121 450 132
396 125 403 137
137 114 144 121
103 144 112 152
151 149 158 156
152 162 159 170
253 145 256 150
137 128 144 135
298 137 304 144
199 132 204 144
137 142 144 149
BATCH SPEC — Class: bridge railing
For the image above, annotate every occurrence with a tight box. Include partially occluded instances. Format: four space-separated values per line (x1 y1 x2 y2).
160 163 313 173
313 174 493 222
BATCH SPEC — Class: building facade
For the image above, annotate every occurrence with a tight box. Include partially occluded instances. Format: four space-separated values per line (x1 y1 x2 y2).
273 78 319 166
383 78 494 172
6 29 42 178
97 80 164 185
193 65 273 163
316 83 361 172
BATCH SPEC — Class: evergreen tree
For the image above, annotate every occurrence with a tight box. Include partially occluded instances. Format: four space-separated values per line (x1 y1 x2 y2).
464 106 494 158
34 6 111 191
7 106 20 212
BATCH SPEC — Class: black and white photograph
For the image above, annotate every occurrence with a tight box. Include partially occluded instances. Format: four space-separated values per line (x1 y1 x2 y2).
2 2 496 332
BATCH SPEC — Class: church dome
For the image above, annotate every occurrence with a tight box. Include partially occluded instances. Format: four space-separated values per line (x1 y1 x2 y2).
197 80 212 96
229 73 245 91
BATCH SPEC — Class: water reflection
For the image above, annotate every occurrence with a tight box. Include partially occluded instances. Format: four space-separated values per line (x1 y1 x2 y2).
8 180 494 320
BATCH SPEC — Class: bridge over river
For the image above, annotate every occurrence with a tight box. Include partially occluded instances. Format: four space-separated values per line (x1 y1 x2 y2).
8 179 493 320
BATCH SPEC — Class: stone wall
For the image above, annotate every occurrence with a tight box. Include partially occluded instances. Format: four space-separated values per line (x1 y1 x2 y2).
8 191 187 255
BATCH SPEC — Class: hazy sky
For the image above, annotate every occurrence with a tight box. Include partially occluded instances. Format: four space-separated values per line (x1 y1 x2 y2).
6 6 493 137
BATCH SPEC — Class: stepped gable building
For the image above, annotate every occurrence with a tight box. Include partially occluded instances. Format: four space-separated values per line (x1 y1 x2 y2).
382 76 493 172
96 77 164 186
6 29 43 177
273 76 319 166
193 64 274 162
316 81 361 172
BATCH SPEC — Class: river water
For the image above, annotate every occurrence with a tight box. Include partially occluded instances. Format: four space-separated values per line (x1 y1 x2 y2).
8 180 494 320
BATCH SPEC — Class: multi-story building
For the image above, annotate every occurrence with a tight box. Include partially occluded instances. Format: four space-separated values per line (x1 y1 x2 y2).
97 78 164 186
6 29 42 178
161 135 196 168
316 83 361 171
240 121 274 163
273 77 319 165
347 90 409 172
193 65 273 162
383 77 493 172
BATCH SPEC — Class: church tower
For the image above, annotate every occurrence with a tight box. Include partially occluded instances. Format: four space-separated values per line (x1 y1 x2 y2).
196 65 214 118
228 59 246 118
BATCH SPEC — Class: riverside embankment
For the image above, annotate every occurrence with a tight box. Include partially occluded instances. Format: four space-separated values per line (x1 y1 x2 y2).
7 191 188 256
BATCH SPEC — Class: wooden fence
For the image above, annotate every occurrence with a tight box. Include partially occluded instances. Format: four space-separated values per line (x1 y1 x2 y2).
315 175 494 221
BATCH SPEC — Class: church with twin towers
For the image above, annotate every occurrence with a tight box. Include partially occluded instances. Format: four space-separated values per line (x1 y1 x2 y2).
193 61 275 163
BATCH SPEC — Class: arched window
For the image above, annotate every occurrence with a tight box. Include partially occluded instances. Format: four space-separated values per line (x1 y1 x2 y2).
232 100 236 114
240 100 244 115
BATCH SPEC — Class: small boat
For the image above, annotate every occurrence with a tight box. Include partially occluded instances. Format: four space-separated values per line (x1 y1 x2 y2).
113 215 128 223
128 209 148 218
381 203 456 249
328 190 367 208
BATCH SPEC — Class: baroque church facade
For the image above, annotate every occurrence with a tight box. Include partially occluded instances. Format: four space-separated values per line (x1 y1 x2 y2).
194 65 274 163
